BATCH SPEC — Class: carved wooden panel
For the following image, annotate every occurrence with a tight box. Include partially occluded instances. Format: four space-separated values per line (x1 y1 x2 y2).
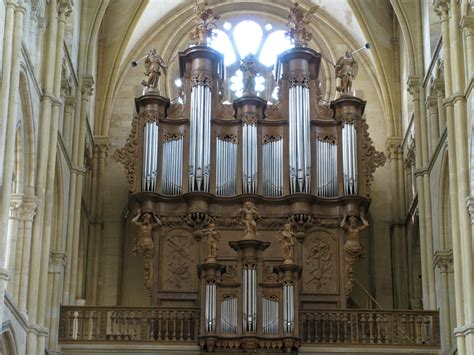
160 228 198 292
302 229 339 295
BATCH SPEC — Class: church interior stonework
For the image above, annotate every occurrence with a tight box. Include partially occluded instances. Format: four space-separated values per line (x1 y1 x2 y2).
0 0 473 354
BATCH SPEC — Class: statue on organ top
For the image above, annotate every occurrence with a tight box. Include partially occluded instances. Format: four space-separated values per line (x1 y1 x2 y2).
241 54 258 95
141 49 168 94
335 51 358 94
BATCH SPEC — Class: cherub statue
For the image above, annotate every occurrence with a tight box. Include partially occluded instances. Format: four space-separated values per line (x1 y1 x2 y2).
340 213 368 298
277 223 296 264
131 208 162 257
241 54 258 95
335 51 358 94
141 49 168 93
239 202 260 239
190 1 220 45
203 223 220 261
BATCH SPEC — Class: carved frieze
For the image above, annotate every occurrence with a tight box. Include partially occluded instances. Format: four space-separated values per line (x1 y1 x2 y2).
191 72 213 88
265 102 283 120
217 102 235 119
263 134 282 144
167 102 184 119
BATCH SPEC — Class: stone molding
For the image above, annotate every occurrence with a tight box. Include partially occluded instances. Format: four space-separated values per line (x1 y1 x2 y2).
433 249 453 273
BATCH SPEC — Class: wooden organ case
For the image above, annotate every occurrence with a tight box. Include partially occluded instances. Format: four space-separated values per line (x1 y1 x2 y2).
114 4 386 352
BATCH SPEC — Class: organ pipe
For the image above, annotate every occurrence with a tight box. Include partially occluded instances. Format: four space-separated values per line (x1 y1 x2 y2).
316 139 338 197
263 138 283 197
288 86 311 194
161 135 183 195
283 284 294 333
342 123 357 195
242 123 258 194
262 298 279 334
189 85 212 192
205 282 216 333
216 137 237 196
220 297 237 334
142 122 159 192
243 267 257 332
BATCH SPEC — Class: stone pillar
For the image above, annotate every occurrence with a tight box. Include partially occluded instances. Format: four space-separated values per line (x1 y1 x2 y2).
425 96 440 155
63 96 76 156
407 77 436 310
387 138 409 309
434 250 455 352
0 0 24 330
433 79 446 133
46 251 66 353
62 75 94 304
5 195 24 294
0 0 17 181
68 76 94 305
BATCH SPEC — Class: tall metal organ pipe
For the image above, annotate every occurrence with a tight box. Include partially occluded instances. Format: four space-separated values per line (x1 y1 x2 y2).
242 123 258 194
288 85 311 193
189 84 212 192
316 139 338 197
216 137 237 196
142 122 159 192
263 138 283 196
342 122 357 195
161 136 183 195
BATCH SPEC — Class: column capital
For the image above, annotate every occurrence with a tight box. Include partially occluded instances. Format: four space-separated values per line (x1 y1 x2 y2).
81 75 95 96
460 16 474 38
407 76 421 100
94 136 109 157
432 78 445 96
425 96 439 111
433 249 453 273
64 96 76 110
9 194 24 219
57 0 73 18
385 137 403 161
20 197 38 222
433 0 450 19
49 251 66 274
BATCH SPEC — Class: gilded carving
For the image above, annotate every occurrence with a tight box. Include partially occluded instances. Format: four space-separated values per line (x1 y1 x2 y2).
190 1 220 46
113 115 139 192
341 214 368 299
304 233 334 291
239 202 260 239
285 2 318 47
361 119 386 197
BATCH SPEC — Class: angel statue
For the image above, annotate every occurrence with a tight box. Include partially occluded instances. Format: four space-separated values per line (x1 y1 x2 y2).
335 51 358 94
203 223 220 262
141 49 168 93
277 223 296 264
241 54 258 95
239 202 260 239
340 213 369 298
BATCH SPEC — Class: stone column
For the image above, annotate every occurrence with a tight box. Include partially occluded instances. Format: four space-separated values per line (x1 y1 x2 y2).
17 197 37 312
425 96 440 155
46 251 66 354
0 0 17 181
434 1 467 353
434 250 454 352
5 194 24 294
387 137 409 309
68 77 94 305
433 79 446 133
0 0 24 330
62 76 94 304
63 96 76 156
407 77 436 309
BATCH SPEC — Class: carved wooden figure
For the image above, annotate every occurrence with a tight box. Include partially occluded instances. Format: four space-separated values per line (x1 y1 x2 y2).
335 51 358 94
278 223 296 264
340 213 368 299
239 202 260 239
203 223 220 262
141 49 168 93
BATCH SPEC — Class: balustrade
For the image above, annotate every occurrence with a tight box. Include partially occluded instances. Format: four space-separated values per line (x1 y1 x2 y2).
59 306 198 342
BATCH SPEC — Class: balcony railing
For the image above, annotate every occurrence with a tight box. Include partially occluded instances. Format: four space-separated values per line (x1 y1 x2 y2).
59 306 440 350
300 309 440 346
59 306 199 342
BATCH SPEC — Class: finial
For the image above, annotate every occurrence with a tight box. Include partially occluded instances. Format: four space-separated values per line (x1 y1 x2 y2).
285 2 318 47
190 1 220 46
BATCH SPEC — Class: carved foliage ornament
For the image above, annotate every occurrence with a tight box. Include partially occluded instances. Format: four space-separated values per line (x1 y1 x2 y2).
218 134 237 143
265 102 283 120
288 72 309 88
360 120 386 197
113 116 139 192
217 102 235 119
191 72 213 88
304 234 333 290
263 135 282 144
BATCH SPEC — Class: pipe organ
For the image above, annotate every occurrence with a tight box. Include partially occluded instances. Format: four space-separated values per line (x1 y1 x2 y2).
115 2 386 352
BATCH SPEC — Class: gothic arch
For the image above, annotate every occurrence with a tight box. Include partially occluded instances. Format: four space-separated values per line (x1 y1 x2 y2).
0 322 18 355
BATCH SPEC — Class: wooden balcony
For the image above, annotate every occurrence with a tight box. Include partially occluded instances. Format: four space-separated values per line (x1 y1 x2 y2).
59 306 440 353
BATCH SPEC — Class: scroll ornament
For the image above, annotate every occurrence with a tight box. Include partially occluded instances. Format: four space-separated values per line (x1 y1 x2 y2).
361 120 386 197
113 115 139 192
